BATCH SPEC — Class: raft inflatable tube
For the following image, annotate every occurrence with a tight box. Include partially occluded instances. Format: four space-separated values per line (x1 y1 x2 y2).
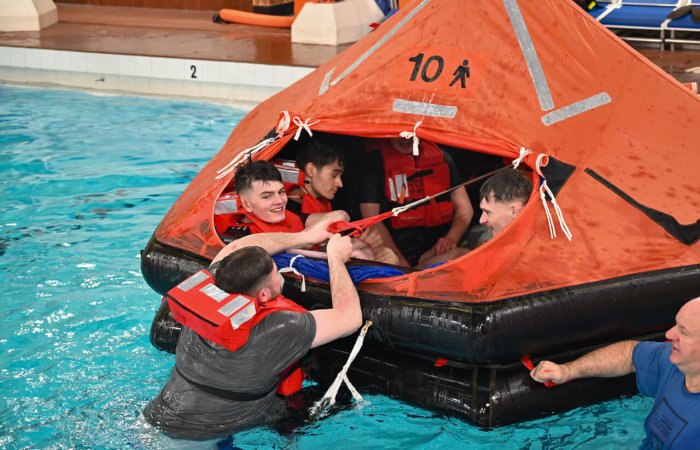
305 337 645 427
217 9 294 28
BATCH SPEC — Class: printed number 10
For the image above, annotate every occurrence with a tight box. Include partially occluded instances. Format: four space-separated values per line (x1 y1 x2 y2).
408 53 444 82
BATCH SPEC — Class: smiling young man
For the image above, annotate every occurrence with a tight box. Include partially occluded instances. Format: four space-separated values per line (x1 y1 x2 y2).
230 160 374 260
530 297 700 449
232 161 305 234
478 168 533 238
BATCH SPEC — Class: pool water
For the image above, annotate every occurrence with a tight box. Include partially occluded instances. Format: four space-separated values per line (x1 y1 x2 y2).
0 84 652 449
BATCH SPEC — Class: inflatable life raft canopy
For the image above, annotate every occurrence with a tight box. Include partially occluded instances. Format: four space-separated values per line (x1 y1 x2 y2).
152 0 699 304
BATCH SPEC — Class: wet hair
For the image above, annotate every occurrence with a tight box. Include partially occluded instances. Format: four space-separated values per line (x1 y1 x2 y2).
479 169 533 204
214 246 274 296
234 161 283 195
295 136 345 174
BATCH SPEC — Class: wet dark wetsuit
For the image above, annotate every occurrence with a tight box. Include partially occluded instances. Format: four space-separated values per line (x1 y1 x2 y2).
143 311 316 440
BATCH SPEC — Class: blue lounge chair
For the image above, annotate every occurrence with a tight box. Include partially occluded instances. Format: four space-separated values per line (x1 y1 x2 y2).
594 1 685 49
666 1 700 49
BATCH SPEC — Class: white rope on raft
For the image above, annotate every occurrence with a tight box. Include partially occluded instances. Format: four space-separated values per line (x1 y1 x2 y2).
310 320 372 417
536 153 573 241
215 111 318 181
215 137 275 180
278 254 306 292
399 120 423 156
511 146 532 169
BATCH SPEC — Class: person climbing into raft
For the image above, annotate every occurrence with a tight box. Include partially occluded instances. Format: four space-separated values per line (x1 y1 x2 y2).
357 137 473 267
143 220 362 440
530 296 700 449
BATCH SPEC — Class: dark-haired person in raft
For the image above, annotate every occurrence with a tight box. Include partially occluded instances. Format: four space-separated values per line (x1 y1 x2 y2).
287 137 399 264
226 160 372 259
531 297 700 449
286 134 346 225
143 220 362 440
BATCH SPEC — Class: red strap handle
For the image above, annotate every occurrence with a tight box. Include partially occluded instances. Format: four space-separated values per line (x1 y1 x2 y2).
521 355 557 388
327 211 395 237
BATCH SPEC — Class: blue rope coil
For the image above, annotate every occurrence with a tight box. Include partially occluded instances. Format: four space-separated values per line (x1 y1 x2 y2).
273 253 406 284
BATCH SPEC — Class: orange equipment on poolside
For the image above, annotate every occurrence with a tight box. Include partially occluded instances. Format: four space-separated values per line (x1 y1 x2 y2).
218 0 335 28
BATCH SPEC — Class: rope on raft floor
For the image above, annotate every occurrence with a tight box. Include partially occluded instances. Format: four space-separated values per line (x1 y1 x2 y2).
272 253 407 284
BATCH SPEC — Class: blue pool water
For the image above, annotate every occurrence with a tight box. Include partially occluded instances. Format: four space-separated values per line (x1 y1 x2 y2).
0 84 653 449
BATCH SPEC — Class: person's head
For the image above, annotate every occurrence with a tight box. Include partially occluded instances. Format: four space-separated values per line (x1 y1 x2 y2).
388 137 414 155
296 137 345 201
479 169 533 236
665 297 700 378
214 246 282 303
234 161 287 223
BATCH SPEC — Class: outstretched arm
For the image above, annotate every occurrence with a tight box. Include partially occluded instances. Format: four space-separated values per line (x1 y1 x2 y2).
309 234 362 348
212 218 333 264
530 340 638 385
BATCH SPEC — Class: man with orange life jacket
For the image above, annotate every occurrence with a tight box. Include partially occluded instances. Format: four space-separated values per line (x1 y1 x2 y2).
358 137 473 267
286 135 345 225
143 220 362 440
218 160 306 237
217 160 374 260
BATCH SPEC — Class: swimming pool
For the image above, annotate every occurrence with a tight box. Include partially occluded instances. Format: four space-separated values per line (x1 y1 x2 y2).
0 84 652 449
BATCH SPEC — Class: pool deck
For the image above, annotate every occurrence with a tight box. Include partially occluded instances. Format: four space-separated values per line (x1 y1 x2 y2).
1 3 700 105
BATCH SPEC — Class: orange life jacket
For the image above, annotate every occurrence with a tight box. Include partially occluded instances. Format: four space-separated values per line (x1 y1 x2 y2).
299 188 332 214
167 269 308 396
213 191 304 235
375 140 454 229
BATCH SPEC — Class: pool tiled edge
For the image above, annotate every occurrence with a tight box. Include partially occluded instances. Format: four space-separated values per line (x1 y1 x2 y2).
0 46 314 106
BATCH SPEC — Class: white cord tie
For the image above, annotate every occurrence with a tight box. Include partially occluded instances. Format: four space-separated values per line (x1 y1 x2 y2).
391 202 418 216
535 154 573 241
292 116 319 141
278 254 306 292
216 111 319 181
311 321 372 417
276 110 292 137
399 121 423 156
512 147 533 169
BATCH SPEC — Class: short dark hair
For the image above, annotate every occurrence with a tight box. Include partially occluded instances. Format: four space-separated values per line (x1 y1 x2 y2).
295 136 344 174
234 161 283 195
480 169 533 204
214 246 274 296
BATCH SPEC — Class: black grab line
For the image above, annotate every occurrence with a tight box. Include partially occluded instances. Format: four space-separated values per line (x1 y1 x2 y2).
585 168 699 245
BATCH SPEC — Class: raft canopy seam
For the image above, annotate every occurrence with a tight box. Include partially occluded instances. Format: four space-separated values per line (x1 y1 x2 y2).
330 0 431 88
